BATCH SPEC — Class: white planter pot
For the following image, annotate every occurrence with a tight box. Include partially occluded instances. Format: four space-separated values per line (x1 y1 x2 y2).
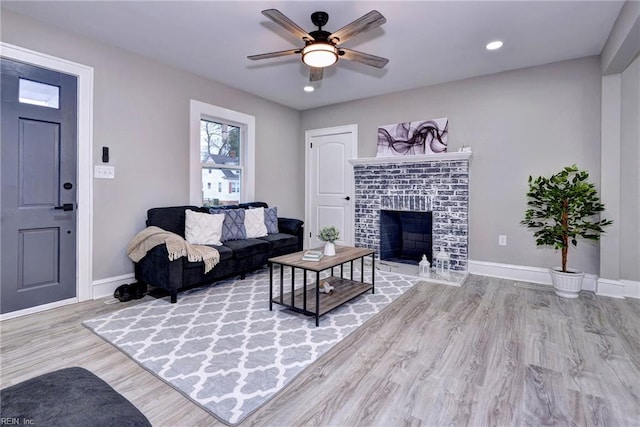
549 268 585 298
323 241 336 256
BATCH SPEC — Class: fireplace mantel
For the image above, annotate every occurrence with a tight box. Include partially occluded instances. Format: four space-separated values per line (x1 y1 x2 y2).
349 151 472 166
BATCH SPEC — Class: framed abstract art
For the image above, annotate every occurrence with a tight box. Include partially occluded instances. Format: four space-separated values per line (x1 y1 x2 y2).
376 117 448 157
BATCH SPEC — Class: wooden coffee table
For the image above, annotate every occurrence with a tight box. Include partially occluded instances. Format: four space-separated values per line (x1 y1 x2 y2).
268 246 375 326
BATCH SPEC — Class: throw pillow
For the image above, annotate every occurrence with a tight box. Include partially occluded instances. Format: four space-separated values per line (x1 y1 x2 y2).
209 208 247 241
244 207 268 238
184 210 225 245
264 206 279 234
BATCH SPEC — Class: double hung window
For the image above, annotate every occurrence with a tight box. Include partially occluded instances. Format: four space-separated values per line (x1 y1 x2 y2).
201 118 242 206
190 100 255 206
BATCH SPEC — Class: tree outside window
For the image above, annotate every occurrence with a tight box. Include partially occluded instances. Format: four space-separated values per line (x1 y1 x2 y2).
201 119 242 206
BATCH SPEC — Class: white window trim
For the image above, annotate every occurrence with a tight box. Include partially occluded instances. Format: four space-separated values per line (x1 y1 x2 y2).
189 100 255 205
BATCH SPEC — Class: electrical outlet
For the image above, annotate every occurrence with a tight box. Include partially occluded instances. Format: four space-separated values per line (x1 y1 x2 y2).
94 165 115 179
498 235 507 246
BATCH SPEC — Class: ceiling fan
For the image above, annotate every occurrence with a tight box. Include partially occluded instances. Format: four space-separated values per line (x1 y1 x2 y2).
248 9 389 82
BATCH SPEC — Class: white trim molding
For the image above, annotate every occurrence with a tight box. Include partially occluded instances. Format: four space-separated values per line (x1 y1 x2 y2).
349 151 472 166
597 278 640 299
0 298 78 321
596 278 626 299
92 273 135 300
469 260 598 293
0 43 95 306
189 100 255 205
622 280 640 299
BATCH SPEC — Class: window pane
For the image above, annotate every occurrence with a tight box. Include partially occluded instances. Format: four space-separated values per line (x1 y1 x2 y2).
202 167 241 207
200 119 240 165
19 79 60 109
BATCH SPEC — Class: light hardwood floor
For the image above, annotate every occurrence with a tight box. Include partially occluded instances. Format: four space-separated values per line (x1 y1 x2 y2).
2 275 639 426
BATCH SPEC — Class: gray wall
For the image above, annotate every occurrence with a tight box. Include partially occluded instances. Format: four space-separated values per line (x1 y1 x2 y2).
600 2 640 284
1 10 303 281
301 57 605 274
620 55 640 280
3 8 634 283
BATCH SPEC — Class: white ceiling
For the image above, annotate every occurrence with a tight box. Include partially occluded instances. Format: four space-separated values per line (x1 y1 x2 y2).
2 1 625 111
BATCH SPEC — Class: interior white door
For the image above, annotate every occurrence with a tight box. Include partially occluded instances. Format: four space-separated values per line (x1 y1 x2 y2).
306 125 357 249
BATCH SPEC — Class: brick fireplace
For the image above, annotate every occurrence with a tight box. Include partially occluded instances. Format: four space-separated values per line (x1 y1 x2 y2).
350 153 471 271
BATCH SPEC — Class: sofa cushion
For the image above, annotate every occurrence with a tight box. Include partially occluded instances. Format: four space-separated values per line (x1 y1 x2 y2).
146 206 201 237
264 207 279 234
184 210 225 245
258 233 297 251
223 238 270 259
210 208 246 241
244 207 268 238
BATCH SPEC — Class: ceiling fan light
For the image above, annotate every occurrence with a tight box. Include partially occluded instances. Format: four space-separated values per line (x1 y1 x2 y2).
302 43 338 68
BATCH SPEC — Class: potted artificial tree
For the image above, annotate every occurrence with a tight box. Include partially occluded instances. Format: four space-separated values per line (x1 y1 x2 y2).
521 165 612 298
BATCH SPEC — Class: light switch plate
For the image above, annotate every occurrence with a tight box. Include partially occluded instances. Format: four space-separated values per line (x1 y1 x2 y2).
95 165 115 179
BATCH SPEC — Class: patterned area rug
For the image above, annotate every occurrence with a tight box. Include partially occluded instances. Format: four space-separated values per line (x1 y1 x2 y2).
84 266 417 425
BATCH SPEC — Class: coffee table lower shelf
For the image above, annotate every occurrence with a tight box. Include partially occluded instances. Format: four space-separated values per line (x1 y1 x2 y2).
272 276 373 320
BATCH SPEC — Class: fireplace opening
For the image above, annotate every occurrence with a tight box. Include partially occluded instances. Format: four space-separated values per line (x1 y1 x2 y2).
380 210 432 265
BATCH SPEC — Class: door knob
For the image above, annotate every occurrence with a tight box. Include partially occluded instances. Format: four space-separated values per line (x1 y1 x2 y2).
343 196 351 201
54 203 74 212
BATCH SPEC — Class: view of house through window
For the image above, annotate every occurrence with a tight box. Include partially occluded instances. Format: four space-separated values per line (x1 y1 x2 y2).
201 119 242 206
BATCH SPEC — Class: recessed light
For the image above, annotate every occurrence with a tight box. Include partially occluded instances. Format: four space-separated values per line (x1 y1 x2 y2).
486 40 503 50
304 85 315 92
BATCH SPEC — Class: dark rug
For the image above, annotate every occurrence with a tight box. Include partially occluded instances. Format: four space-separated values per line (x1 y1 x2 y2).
0 367 151 427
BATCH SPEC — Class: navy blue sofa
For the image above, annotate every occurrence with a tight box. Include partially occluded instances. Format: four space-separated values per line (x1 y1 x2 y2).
133 202 304 303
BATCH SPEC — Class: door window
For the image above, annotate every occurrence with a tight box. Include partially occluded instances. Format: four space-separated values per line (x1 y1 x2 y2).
19 79 60 109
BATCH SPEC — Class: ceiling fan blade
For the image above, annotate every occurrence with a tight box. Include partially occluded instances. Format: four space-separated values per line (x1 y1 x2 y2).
262 9 314 41
309 67 324 82
340 48 389 68
247 48 300 61
329 10 386 44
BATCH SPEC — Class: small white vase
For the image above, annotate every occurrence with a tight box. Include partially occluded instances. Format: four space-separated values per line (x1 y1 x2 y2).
323 241 336 256
549 268 585 298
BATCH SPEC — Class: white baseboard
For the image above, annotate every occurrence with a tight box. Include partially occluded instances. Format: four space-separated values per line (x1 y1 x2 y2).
622 280 640 299
3 274 137 320
597 278 640 299
468 260 598 292
0 297 77 321
596 278 625 299
92 273 135 300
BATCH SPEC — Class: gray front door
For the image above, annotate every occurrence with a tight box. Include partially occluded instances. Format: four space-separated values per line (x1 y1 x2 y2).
1 58 78 314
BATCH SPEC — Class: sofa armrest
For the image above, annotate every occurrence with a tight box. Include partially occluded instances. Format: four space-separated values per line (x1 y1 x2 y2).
278 217 303 235
133 243 185 301
278 217 304 251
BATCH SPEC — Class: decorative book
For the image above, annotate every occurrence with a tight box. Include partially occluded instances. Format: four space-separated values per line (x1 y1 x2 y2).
302 250 324 261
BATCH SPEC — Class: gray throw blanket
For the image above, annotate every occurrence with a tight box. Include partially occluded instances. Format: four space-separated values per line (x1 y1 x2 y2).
127 226 220 273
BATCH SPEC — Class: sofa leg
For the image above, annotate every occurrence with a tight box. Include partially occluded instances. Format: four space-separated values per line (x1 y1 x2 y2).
240 273 246 280
170 290 177 303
